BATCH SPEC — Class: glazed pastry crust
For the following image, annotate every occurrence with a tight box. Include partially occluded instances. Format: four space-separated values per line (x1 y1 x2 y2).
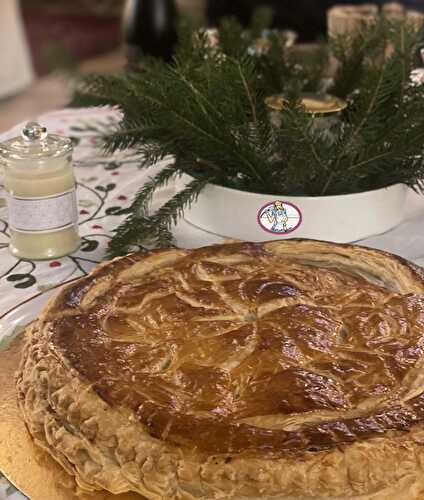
15 240 424 499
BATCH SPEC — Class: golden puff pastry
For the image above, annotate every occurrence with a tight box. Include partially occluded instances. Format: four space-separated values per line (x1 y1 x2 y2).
16 239 424 499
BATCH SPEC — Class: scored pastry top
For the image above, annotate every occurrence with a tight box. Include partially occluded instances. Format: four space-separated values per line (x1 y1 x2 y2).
43 240 424 457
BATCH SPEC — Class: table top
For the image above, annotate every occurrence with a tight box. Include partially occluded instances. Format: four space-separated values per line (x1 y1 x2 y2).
1 106 424 499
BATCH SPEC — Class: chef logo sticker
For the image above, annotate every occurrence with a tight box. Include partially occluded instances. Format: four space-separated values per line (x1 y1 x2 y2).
257 200 302 234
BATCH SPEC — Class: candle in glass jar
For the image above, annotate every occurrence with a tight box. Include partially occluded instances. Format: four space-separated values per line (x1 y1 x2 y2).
0 122 80 260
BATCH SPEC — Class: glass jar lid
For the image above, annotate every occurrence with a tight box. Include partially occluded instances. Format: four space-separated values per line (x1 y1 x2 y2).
0 122 73 162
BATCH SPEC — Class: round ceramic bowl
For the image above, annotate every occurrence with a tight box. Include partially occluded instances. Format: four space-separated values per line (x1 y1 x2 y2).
178 174 408 243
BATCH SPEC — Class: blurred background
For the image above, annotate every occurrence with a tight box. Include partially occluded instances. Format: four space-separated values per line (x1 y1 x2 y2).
1 0 423 133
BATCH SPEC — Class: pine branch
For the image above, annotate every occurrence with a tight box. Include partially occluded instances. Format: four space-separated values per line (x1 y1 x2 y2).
72 74 133 109
237 61 258 124
335 64 386 166
131 164 180 216
279 105 328 173
150 177 209 227
107 176 209 257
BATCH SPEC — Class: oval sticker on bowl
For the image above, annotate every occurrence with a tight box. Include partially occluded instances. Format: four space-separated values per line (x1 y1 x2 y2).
257 201 302 234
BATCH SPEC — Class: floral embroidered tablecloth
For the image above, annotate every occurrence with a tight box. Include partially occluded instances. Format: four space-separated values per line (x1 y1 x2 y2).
2 107 424 499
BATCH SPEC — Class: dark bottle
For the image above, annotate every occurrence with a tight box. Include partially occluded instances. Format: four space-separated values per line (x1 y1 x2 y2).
122 0 178 64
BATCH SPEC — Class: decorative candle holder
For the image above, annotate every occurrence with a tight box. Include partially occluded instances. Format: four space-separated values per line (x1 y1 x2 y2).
0 122 80 260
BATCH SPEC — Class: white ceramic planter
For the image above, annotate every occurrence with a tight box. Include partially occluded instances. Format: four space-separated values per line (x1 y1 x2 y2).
178 174 408 243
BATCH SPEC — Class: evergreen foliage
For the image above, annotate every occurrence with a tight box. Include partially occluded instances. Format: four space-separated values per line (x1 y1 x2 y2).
73 13 424 256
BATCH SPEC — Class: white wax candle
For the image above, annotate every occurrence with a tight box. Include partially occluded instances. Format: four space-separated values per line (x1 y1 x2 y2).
5 156 80 260
3 124 80 260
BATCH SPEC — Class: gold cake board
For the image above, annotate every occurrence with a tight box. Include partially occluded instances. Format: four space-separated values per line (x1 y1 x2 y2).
0 336 144 500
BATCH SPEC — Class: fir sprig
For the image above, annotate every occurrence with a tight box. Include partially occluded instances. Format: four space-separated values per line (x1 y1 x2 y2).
107 175 209 256
73 14 424 256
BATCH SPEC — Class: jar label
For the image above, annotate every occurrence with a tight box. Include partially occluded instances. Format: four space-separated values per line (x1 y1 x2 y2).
7 189 78 233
